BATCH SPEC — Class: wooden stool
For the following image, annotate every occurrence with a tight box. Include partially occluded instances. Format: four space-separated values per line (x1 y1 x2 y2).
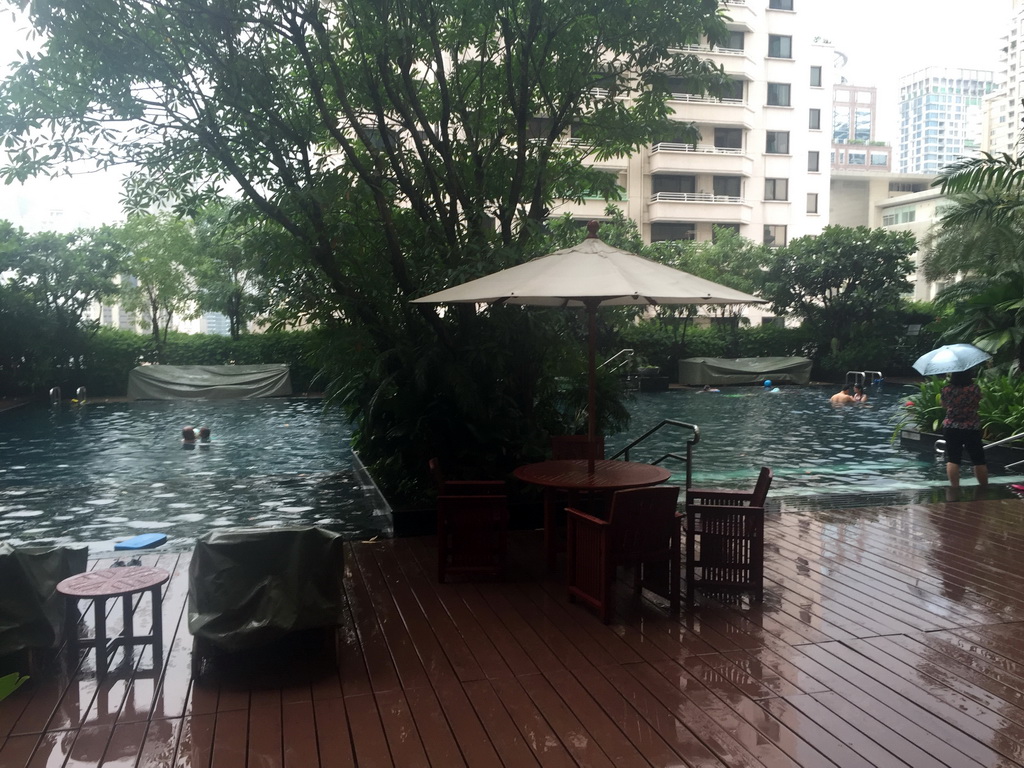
57 566 169 679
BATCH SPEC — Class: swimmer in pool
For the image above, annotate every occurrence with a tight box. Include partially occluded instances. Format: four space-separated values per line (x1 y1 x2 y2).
830 386 854 405
852 384 868 403
701 384 720 393
182 425 197 450
199 426 211 441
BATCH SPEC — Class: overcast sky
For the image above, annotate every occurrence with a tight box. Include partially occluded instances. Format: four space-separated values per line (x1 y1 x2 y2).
0 0 1014 231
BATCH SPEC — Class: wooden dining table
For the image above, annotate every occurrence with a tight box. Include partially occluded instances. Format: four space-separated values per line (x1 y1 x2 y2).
514 459 672 571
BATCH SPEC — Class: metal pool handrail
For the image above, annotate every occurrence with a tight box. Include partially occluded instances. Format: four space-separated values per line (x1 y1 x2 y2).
935 430 1024 470
610 420 700 488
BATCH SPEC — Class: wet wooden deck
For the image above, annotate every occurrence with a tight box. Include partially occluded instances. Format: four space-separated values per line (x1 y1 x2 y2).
5 495 1024 767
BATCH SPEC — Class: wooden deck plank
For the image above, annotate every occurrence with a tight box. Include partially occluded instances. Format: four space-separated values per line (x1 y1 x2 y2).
8 497 1024 767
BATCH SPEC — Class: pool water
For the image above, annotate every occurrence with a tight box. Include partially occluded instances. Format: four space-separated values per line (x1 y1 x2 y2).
0 399 390 551
611 384 1024 497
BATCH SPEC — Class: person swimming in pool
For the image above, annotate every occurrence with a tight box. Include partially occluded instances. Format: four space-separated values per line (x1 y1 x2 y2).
852 383 868 403
701 384 720 393
830 386 854 404
182 425 197 450
198 426 211 441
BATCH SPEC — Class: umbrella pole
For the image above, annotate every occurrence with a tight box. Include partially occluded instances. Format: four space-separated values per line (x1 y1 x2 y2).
587 302 598 474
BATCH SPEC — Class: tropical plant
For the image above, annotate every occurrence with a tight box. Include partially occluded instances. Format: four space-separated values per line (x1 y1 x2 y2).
893 374 1024 441
0 672 28 702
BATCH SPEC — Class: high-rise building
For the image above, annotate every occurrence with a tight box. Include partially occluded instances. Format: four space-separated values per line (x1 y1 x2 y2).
982 0 1024 155
552 0 833 248
898 67 994 175
831 84 891 172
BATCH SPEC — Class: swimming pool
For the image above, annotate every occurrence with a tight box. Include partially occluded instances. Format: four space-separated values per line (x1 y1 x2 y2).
609 384 1024 497
0 399 390 552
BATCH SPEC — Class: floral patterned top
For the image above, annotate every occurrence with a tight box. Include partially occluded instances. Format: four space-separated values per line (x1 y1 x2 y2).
941 383 981 430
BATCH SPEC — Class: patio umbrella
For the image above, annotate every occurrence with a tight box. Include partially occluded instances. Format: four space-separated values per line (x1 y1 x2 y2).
912 343 992 376
412 222 764 471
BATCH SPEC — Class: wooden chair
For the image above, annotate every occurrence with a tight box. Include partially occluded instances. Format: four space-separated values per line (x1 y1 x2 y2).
545 435 606 570
437 494 509 583
565 485 681 623
550 435 605 461
428 457 506 496
684 466 772 607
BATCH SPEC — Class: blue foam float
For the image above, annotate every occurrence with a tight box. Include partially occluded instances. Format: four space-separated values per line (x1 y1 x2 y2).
114 533 168 551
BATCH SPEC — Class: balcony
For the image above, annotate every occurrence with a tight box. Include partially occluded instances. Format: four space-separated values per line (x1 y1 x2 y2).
647 191 752 224
667 95 756 126
668 46 758 79
649 143 754 175
717 0 755 27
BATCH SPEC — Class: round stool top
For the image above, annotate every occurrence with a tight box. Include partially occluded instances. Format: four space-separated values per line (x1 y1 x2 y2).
57 566 169 599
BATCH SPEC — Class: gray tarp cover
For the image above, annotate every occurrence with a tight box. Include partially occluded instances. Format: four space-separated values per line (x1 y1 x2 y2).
187 526 346 652
678 356 813 386
0 544 88 658
127 364 292 400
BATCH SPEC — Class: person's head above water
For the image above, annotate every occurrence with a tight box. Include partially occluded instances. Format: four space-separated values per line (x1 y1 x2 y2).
198 426 211 440
182 426 196 442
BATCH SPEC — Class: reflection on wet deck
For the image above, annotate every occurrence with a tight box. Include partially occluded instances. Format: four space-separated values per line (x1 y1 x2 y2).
4 495 1024 766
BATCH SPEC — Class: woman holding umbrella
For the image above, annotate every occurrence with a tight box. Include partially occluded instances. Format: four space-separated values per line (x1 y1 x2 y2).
941 369 988 490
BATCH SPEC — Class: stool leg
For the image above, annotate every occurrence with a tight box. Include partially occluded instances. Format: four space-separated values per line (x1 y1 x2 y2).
94 597 108 680
123 592 134 645
65 598 80 654
151 585 164 669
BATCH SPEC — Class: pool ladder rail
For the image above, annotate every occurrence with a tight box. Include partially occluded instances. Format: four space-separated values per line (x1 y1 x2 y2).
846 370 883 386
49 386 87 405
935 429 1024 472
611 419 700 489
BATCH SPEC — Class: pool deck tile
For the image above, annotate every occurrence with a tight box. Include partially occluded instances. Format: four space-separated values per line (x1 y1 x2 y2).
4 493 1024 766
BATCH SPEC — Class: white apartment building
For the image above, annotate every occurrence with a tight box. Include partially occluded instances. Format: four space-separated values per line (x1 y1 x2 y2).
898 67 994 175
552 0 833 248
983 0 1024 155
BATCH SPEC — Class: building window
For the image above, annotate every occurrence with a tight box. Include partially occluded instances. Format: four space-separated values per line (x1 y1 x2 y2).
764 225 787 247
768 35 792 58
870 152 888 166
652 175 696 194
807 193 818 214
769 0 794 8
766 131 790 154
810 65 822 87
764 178 789 201
714 127 743 149
725 30 745 50
651 223 696 242
808 150 820 171
713 176 741 198
712 223 741 242
809 108 821 130
723 79 744 101
848 152 866 165
767 83 791 107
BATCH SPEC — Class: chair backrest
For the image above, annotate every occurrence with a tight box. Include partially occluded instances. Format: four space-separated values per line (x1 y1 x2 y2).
550 435 605 461
606 486 681 561
751 467 773 507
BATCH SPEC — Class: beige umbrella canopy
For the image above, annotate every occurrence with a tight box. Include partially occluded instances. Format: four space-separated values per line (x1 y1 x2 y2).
413 222 764 470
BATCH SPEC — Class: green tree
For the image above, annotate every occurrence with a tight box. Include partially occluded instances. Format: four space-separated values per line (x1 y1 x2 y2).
0 0 731 494
760 225 916 372
927 151 1024 373
0 221 124 392
116 214 199 344
191 205 264 340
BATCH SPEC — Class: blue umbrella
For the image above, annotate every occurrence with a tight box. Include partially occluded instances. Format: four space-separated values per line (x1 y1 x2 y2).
912 343 991 376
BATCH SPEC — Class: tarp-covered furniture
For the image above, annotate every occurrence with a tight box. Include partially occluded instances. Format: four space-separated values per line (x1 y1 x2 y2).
678 356 812 386
684 467 772 607
0 543 88 671
187 526 346 676
127 364 292 400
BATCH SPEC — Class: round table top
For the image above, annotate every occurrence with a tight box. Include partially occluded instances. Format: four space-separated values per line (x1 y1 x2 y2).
514 459 671 491
57 566 170 599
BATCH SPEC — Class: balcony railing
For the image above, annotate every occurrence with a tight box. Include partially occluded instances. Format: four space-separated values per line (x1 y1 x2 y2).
650 142 743 155
668 93 745 105
670 44 745 56
649 192 744 204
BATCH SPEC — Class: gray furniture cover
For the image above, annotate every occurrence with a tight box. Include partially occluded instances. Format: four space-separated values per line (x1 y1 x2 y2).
678 356 813 386
0 543 88 658
187 526 346 652
127 364 292 400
